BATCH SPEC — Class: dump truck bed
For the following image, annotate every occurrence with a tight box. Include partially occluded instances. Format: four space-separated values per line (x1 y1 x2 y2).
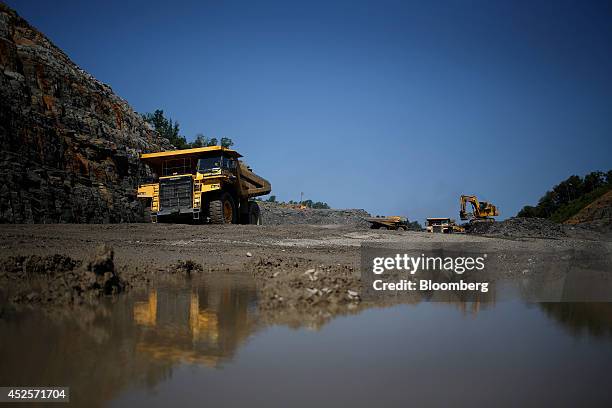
238 162 271 197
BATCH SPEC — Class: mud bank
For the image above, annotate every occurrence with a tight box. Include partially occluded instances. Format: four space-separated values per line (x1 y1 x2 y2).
0 248 218 309
0 246 123 307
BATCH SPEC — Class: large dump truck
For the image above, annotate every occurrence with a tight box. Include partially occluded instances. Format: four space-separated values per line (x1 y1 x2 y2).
137 146 271 224
425 218 465 234
365 216 410 230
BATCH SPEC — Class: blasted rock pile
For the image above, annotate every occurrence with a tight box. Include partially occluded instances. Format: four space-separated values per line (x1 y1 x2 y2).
259 202 371 227
467 217 567 239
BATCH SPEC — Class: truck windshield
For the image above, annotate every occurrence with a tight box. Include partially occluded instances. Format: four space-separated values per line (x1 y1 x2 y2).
162 158 193 176
197 157 221 172
198 156 232 173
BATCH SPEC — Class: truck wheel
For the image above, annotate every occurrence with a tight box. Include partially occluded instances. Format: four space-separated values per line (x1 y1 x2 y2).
248 201 262 225
398 226 407 231
143 207 152 223
209 193 237 224
370 224 380 229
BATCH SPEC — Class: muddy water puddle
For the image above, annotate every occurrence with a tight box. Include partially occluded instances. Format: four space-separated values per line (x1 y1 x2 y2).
1 277 612 407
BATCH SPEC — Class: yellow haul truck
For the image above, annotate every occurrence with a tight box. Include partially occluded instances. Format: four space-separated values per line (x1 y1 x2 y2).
137 146 271 224
365 216 410 230
425 218 465 234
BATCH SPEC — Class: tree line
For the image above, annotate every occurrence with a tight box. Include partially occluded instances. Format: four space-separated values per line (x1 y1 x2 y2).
518 170 612 222
142 109 233 150
259 195 331 209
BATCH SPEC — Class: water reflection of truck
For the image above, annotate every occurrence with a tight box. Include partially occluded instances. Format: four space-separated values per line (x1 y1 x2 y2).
132 284 258 367
425 218 465 234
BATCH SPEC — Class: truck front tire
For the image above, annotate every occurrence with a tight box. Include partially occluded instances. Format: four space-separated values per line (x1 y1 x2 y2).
209 193 237 224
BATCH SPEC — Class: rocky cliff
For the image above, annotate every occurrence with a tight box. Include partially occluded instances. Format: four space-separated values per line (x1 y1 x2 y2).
0 3 171 223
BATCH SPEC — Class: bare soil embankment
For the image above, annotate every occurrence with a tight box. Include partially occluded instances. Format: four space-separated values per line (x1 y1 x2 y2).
565 190 612 232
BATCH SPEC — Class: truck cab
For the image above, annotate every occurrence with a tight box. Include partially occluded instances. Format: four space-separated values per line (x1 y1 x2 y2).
137 146 271 224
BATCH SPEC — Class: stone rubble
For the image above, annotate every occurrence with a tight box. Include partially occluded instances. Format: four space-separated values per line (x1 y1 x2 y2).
259 202 371 227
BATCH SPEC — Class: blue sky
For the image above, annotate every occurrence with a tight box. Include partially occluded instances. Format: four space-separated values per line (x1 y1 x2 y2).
7 0 612 222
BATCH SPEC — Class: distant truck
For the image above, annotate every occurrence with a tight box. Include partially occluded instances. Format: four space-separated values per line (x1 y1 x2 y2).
425 218 465 234
365 216 410 230
137 146 271 224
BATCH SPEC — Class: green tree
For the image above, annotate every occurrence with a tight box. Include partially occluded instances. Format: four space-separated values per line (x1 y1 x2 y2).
311 201 330 209
408 220 422 231
192 133 206 148
221 137 234 148
192 134 220 147
266 195 277 203
517 205 540 218
142 109 189 149
583 171 605 193
552 175 583 206
143 109 237 150
517 169 612 220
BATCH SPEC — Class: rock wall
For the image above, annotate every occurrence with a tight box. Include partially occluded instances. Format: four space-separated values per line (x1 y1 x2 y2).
0 3 171 223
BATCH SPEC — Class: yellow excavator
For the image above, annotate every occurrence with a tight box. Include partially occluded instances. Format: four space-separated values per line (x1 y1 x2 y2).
459 195 499 222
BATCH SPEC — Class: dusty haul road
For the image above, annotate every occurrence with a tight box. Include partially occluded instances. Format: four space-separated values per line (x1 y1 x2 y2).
1 223 611 326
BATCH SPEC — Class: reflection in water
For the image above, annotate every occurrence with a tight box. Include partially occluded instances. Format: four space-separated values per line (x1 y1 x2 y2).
132 284 258 367
539 302 612 338
1 278 612 407
0 279 259 407
134 291 157 327
453 298 487 317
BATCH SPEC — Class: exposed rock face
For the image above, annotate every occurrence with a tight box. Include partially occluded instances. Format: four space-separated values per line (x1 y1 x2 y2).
565 190 612 232
0 3 171 223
